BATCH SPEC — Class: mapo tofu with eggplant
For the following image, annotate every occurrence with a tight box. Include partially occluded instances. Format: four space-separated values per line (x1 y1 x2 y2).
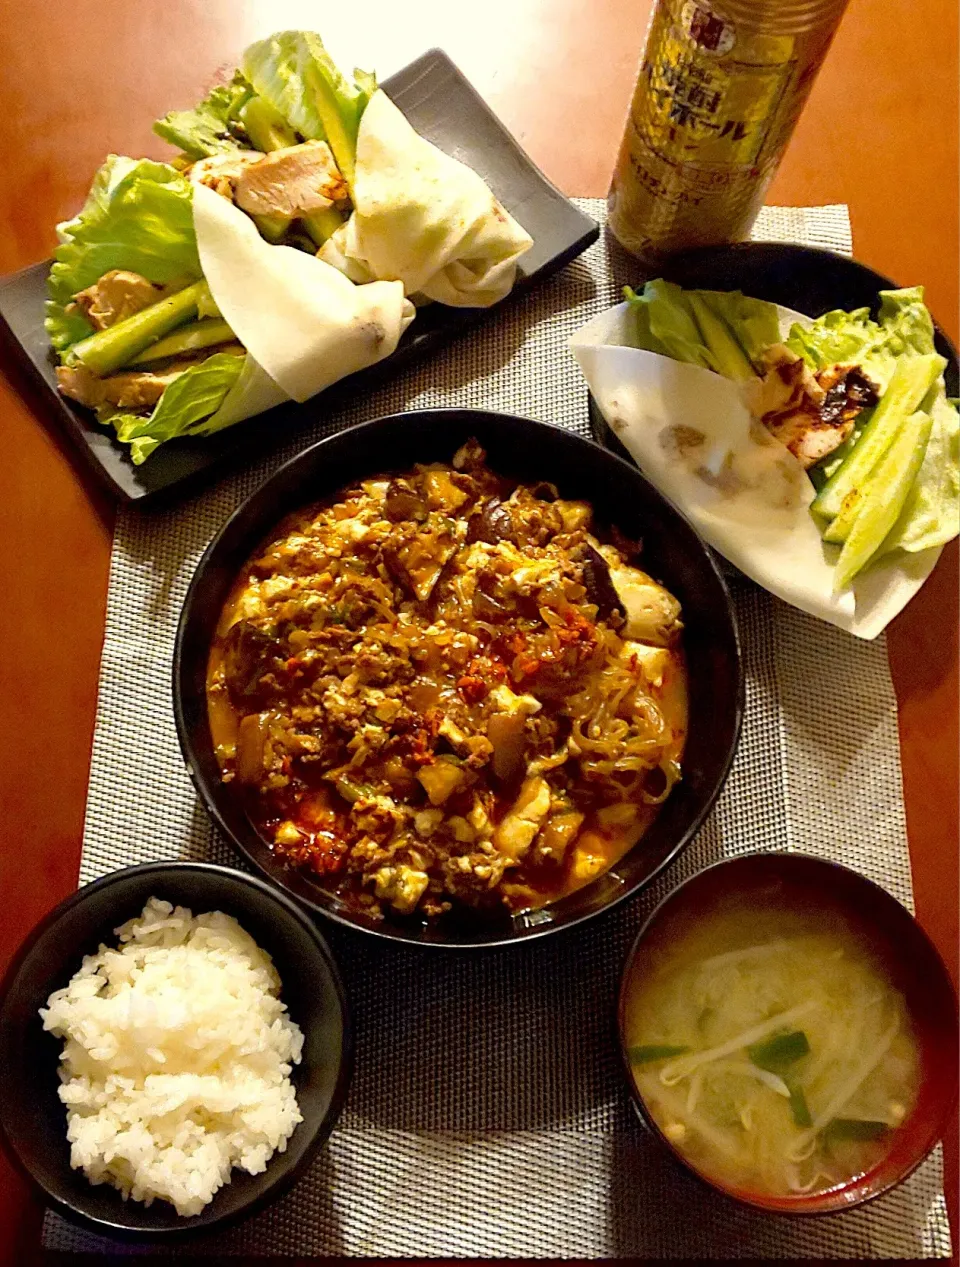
207 441 687 921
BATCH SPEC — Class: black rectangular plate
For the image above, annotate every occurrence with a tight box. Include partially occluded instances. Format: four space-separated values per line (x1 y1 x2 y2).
0 49 598 506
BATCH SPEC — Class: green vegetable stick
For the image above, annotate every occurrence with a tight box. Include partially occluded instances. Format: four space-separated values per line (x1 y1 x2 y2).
823 380 940 544
66 280 212 377
129 318 237 365
812 353 945 522
833 408 935 591
687 294 755 382
823 1118 890 1142
302 204 346 248
787 1083 813 1128
628 1044 691 1064
747 1030 811 1073
239 95 298 152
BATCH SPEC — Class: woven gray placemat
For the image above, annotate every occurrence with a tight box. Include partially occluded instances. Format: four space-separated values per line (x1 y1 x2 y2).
43 201 951 1259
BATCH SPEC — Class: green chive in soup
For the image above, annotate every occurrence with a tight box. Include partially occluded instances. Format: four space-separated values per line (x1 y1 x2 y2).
622 896 920 1199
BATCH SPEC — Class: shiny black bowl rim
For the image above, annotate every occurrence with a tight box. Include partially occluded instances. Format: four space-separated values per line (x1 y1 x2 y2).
173 409 744 949
0 861 353 1241
616 850 960 1218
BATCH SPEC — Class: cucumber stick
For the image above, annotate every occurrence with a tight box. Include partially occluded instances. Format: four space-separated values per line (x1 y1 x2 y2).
812 353 944 523
833 409 934 591
687 295 755 382
67 280 212 376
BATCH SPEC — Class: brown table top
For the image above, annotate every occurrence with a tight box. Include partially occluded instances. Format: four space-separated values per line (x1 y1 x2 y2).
0 1 956 1263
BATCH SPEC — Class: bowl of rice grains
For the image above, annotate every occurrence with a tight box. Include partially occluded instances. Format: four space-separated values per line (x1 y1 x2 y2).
0 861 351 1239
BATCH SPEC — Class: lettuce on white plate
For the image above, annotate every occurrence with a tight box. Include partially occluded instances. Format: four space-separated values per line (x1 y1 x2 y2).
571 281 957 639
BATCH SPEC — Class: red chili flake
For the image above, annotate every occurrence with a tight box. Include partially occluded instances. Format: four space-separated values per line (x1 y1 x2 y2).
457 674 488 704
306 833 348 876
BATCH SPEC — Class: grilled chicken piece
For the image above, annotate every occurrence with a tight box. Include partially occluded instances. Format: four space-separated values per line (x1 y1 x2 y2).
748 345 880 470
763 410 856 469
69 270 161 331
188 150 264 199
234 141 348 219
56 363 189 410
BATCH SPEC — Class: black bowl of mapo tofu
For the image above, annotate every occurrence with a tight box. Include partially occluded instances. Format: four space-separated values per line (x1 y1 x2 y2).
175 409 742 947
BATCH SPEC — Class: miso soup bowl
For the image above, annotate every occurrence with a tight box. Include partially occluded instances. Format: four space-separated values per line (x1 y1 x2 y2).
617 852 959 1216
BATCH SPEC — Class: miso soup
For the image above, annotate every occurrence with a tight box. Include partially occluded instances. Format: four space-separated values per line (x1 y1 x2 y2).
622 895 921 1199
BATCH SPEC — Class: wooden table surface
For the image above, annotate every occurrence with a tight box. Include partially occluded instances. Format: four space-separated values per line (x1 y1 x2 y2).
0 0 956 1262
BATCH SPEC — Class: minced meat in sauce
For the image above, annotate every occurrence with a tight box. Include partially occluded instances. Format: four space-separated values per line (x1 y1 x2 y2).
206 440 687 922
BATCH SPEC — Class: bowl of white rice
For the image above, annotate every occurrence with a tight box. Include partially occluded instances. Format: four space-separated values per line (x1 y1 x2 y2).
0 862 351 1239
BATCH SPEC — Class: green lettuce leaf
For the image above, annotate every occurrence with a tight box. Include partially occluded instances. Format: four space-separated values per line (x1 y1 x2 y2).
46 156 202 353
624 280 713 369
624 279 781 377
153 72 254 158
241 31 375 184
786 286 937 393
877 391 960 556
110 352 246 464
697 288 782 366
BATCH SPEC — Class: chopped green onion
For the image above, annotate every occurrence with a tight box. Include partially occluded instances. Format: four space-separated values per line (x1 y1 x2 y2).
823 1118 890 1142
748 1030 810 1074
787 1082 813 1128
628 1044 691 1065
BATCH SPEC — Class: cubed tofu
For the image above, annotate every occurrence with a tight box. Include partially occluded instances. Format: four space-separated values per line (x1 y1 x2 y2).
417 759 466 806
371 865 430 915
492 776 552 863
622 641 672 689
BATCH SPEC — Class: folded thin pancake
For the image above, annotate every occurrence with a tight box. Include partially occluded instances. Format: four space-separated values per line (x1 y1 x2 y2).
318 90 534 307
570 303 942 641
192 182 415 416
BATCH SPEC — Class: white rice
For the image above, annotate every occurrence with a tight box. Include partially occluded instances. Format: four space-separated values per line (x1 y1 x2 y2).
40 897 304 1217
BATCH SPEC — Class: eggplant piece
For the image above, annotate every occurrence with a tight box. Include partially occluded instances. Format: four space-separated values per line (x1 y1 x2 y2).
581 545 625 628
222 621 282 703
235 712 270 784
467 497 516 544
472 587 507 621
487 711 527 782
384 478 428 523
452 437 487 472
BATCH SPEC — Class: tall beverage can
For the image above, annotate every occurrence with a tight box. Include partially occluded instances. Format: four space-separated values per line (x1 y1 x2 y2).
608 0 850 263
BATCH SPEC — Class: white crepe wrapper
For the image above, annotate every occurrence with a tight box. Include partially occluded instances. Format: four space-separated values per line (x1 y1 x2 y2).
192 182 415 429
318 90 534 308
570 303 941 640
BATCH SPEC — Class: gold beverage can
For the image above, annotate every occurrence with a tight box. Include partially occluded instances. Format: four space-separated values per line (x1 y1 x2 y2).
608 0 850 263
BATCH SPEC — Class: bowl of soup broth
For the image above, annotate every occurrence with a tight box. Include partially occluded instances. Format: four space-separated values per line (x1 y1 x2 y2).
618 852 958 1214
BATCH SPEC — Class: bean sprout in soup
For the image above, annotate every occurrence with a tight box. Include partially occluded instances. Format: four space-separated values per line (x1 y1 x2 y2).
622 897 920 1198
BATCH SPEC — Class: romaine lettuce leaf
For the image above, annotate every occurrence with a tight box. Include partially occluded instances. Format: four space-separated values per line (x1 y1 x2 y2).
153 72 254 158
785 286 938 393
696 289 782 366
624 279 781 377
110 352 246 464
46 157 202 352
877 391 960 556
624 280 713 369
241 31 375 184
